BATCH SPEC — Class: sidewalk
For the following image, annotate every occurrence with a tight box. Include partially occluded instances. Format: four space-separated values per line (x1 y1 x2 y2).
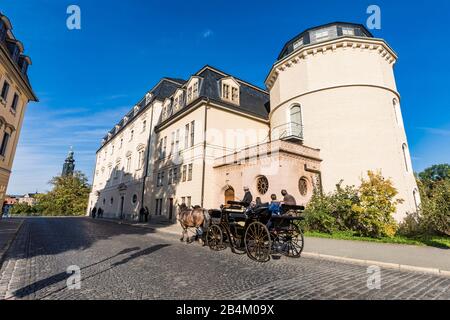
0 218 24 266
97 217 450 276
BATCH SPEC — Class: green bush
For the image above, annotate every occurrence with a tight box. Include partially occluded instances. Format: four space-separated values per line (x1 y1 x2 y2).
9 202 40 216
301 190 336 233
302 171 402 238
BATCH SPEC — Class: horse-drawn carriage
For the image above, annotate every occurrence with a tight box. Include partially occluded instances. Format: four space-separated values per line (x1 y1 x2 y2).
205 201 305 262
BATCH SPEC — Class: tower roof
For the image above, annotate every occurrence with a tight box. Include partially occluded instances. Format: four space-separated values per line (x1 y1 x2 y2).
277 22 373 61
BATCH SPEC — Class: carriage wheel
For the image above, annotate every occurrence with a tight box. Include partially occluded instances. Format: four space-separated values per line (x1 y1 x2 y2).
244 222 271 262
206 225 226 251
277 224 304 258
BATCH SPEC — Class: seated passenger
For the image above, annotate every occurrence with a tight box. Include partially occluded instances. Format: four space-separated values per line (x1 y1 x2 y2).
268 194 281 216
267 194 281 229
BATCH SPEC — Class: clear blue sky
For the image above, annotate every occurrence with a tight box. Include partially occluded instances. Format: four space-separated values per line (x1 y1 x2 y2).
3 0 450 194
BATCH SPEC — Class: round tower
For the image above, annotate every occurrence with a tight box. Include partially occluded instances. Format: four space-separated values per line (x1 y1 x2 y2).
266 22 419 220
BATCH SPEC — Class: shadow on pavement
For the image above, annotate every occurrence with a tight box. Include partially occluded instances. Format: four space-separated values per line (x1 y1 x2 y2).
12 244 170 299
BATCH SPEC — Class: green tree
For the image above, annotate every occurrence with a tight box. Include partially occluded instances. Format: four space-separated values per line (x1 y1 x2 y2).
418 164 450 182
418 179 450 236
351 171 402 238
37 171 91 216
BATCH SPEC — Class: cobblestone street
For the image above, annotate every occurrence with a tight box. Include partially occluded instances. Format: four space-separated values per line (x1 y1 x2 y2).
0 217 449 300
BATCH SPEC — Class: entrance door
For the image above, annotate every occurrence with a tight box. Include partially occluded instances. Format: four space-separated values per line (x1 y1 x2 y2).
168 198 174 221
120 196 125 219
224 187 235 206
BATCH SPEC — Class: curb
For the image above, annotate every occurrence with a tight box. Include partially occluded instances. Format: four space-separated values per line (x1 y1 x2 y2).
94 217 450 278
0 219 24 270
301 252 450 278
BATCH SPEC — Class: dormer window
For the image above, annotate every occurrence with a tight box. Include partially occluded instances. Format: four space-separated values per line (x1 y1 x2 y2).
187 79 200 104
133 105 140 116
173 90 184 112
314 29 330 42
0 21 6 42
221 78 240 104
145 93 152 105
341 27 355 36
18 56 29 75
293 37 303 50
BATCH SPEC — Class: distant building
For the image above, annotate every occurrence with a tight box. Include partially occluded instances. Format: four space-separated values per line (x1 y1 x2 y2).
62 148 75 176
88 22 419 222
0 12 38 206
17 192 39 206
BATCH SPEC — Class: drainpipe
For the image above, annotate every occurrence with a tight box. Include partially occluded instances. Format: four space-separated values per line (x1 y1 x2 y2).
141 101 155 211
200 98 210 207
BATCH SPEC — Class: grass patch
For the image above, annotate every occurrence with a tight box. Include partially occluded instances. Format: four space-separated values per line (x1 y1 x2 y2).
303 230 450 249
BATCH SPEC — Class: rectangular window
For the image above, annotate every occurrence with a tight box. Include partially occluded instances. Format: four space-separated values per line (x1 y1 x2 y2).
0 132 10 157
168 169 173 184
314 30 329 41
342 27 355 36
1 81 10 100
130 130 134 141
159 199 162 215
190 121 195 147
163 136 167 158
11 93 19 111
232 87 239 103
188 164 193 181
170 131 175 155
185 124 190 149
181 197 185 205
142 120 147 132
156 172 161 187
159 138 163 159
193 82 199 98
161 171 165 185
175 129 180 155
222 84 230 99
173 167 178 182
138 150 145 169
126 156 132 172
186 196 191 208
293 38 303 50
187 87 192 102
182 165 187 182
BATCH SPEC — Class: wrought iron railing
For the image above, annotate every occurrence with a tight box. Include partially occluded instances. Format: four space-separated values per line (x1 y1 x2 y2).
272 122 304 140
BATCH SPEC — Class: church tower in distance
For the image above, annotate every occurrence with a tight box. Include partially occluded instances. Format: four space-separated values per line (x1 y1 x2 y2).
62 147 75 177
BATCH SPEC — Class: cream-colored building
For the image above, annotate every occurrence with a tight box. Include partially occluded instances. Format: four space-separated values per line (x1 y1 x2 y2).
0 12 38 207
88 22 418 222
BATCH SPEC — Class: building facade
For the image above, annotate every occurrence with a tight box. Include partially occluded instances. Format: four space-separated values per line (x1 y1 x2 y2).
88 22 418 222
0 12 38 206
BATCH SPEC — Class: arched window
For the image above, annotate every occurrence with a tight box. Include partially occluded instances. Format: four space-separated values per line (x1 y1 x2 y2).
402 143 409 172
393 99 403 126
289 105 303 137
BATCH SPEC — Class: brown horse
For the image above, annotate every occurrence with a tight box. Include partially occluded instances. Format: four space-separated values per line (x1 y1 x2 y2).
177 204 210 244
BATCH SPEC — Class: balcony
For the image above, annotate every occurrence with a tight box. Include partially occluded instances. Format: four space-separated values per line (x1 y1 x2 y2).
273 122 304 142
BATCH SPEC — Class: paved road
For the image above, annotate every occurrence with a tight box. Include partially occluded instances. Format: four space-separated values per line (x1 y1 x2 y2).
0 217 449 300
